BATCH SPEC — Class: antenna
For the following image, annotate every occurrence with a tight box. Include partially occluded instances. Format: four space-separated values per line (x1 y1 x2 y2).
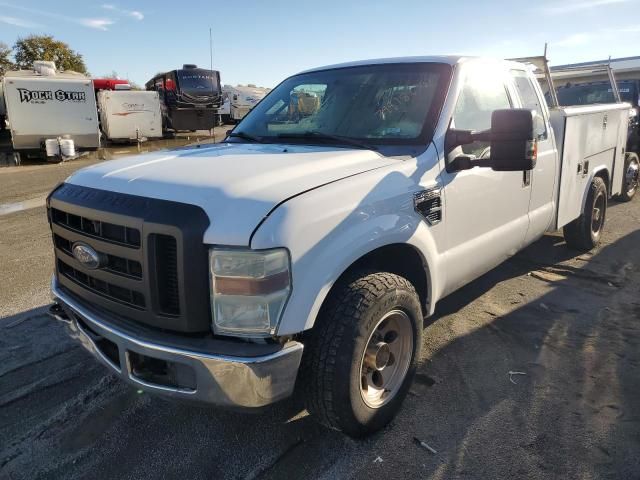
209 27 216 141
209 27 213 71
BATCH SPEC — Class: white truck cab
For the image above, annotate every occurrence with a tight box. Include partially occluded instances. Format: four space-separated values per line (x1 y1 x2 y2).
48 56 629 437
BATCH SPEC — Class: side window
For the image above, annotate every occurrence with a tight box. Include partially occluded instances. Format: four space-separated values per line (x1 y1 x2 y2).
452 68 511 156
511 70 547 140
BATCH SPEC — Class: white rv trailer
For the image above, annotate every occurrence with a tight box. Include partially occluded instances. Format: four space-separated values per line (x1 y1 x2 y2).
2 64 100 152
98 89 163 142
218 84 270 123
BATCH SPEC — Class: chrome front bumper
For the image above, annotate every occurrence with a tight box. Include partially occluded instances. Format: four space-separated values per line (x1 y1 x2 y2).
50 277 304 408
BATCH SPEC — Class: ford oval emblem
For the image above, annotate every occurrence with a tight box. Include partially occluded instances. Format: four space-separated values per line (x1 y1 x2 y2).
72 242 101 269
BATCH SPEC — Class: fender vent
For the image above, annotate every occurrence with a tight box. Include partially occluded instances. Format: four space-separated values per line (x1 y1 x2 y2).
414 188 442 225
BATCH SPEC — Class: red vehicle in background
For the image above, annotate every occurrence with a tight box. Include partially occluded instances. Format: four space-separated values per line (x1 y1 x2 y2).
92 78 130 92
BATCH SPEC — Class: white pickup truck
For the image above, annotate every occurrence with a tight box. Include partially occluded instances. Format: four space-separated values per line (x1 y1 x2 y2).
48 56 630 437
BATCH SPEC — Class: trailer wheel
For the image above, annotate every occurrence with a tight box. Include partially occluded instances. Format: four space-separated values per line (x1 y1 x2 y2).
615 152 639 202
300 271 422 437
564 176 607 251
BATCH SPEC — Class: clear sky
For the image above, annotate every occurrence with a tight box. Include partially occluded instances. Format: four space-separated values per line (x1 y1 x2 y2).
0 0 638 87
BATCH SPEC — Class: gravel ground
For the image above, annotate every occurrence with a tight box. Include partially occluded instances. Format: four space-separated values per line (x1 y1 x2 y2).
1 158 639 479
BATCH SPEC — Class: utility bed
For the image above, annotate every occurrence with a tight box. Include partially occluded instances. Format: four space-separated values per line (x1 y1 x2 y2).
551 103 630 228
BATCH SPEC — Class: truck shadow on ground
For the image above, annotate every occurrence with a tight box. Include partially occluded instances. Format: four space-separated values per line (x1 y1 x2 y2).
376 228 640 480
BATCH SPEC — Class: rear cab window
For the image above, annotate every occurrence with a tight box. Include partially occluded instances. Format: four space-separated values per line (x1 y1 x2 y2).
510 69 547 140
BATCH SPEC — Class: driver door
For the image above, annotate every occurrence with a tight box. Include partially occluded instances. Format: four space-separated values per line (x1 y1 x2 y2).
440 63 532 295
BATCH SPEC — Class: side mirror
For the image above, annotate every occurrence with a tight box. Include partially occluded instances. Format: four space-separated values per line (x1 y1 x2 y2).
490 109 537 172
445 109 537 173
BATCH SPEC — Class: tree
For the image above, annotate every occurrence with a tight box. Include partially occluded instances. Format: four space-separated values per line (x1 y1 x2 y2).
100 70 121 79
13 35 87 73
0 42 14 75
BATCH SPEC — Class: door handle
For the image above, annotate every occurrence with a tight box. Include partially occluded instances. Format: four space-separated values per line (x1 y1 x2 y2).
523 170 531 187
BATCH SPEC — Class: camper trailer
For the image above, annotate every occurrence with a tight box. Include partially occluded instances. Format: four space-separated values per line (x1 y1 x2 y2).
2 62 100 155
98 89 162 143
218 84 270 123
145 64 222 132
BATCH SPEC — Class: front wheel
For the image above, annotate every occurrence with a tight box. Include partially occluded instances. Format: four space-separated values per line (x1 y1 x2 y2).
615 152 639 202
564 176 607 251
300 271 422 437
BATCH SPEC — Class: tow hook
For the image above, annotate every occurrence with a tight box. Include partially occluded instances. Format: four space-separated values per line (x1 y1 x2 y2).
49 302 71 323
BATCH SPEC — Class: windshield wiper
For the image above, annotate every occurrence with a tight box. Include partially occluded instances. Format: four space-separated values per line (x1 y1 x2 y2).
275 131 378 151
227 131 264 143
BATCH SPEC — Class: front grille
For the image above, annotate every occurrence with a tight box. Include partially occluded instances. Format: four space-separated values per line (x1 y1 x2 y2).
54 234 143 279
58 259 145 309
52 208 141 248
49 183 211 333
153 234 180 315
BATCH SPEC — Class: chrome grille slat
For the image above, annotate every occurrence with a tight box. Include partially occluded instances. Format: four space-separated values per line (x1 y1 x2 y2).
58 259 145 309
51 223 142 261
54 234 143 280
51 207 141 248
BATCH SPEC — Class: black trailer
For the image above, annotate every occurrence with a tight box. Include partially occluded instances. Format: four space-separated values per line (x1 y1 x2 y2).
146 64 222 132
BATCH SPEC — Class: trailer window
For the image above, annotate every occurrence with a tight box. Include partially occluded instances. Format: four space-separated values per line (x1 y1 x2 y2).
453 66 511 156
511 70 547 140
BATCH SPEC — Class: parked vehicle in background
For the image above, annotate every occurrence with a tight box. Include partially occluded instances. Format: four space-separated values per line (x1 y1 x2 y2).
49 55 629 438
97 89 162 143
92 78 131 95
2 61 99 162
544 57 640 201
218 84 270 124
145 64 222 132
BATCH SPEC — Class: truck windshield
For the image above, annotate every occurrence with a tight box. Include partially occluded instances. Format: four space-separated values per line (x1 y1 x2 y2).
177 71 219 96
233 63 451 148
555 81 637 106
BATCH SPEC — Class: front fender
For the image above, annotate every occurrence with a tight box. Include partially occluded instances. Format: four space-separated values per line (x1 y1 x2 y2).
251 159 445 335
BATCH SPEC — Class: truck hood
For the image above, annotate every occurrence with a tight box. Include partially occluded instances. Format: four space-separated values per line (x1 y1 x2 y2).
67 143 395 245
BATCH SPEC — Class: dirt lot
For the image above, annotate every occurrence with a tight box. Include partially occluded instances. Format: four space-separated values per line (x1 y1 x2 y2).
1 155 639 479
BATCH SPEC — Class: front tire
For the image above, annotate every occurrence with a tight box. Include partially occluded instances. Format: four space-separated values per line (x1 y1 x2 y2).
615 152 639 202
300 271 422 437
564 176 607 250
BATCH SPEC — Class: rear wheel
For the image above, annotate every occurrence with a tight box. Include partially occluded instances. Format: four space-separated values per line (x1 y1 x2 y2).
300 271 422 437
615 152 639 202
564 176 607 250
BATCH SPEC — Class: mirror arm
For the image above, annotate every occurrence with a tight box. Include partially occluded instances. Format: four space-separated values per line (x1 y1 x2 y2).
470 129 492 142
446 128 493 152
447 155 494 173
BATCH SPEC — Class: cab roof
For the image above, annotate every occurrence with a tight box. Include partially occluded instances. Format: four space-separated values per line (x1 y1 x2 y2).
299 55 526 74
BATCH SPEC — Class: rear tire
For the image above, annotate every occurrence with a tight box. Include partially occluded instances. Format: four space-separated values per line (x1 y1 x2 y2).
615 152 639 202
300 271 422 438
564 176 607 251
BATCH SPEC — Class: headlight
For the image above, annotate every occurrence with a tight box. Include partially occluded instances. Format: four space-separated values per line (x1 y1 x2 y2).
209 248 291 337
